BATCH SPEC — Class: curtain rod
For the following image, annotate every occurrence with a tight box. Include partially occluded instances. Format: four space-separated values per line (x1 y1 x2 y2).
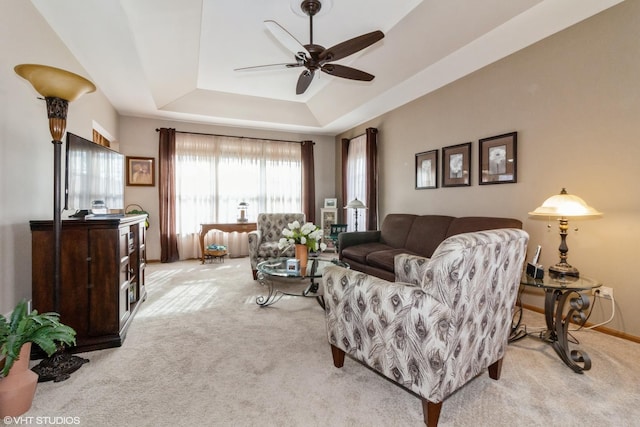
155 128 313 145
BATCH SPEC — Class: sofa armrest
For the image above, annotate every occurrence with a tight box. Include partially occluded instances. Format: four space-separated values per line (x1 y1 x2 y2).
323 265 453 400
338 230 381 254
394 253 430 285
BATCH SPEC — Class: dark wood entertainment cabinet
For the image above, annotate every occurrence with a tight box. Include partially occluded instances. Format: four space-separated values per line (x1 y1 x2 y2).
30 214 147 353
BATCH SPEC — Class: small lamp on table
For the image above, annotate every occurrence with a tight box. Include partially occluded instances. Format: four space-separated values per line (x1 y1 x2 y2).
529 188 602 278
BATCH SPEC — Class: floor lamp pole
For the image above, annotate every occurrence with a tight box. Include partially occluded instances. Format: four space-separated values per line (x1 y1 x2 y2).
46 96 67 313
53 137 62 312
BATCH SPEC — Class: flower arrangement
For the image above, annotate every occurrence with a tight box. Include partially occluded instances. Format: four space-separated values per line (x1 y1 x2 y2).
278 220 327 252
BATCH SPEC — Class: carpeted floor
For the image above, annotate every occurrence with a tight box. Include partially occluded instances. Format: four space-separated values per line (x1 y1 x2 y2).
23 258 640 427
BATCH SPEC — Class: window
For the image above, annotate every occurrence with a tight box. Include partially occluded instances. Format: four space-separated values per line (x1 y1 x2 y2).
345 134 367 231
173 133 301 257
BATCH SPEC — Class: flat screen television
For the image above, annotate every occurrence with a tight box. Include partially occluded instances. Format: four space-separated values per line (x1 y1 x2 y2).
64 132 124 214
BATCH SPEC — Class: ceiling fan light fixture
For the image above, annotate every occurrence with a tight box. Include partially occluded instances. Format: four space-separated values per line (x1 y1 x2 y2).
290 0 333 18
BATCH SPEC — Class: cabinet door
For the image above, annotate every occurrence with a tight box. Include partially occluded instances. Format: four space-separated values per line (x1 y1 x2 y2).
31 227 90 337
88 227 124 335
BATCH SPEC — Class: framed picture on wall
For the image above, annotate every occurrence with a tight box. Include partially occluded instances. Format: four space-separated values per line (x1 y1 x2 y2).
126 156 155 186
442 142 471 187
321 208 338 238
415 150 438 189
479 131 517 185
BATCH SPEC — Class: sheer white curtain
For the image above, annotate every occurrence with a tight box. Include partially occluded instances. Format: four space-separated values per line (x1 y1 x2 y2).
345 134 367 232
174 133 302 259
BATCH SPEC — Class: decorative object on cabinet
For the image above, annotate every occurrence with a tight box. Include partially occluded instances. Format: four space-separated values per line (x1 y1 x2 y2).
415 149 438 189
126 156 155 186
344 198 366 231
324 198 337 208
479 132 517 184
0 300 77 416
126 204 150 229
442 142 471 187
529 188 601 278
14 63 96 381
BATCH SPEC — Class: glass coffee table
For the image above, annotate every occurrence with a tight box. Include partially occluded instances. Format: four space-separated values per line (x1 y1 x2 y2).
519 274 602 373
256 257 349 308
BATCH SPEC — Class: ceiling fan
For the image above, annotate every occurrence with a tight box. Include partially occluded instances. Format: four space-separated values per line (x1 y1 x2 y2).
235 0 384 95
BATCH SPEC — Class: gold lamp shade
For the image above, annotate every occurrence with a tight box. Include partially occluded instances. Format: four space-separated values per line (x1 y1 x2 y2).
15 64 96 141
14 64 96 101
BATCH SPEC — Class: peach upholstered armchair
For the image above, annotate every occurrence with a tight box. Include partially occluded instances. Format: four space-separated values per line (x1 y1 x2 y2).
248 213 305 279
323 229 529 426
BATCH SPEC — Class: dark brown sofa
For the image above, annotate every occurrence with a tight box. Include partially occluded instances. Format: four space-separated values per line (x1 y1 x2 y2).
338 214 523 281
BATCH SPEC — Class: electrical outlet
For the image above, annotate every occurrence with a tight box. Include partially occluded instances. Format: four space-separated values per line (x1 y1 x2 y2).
593 286 613 299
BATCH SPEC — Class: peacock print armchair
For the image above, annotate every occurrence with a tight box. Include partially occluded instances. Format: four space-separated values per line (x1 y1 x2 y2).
248 213 305 279
323 229 529 426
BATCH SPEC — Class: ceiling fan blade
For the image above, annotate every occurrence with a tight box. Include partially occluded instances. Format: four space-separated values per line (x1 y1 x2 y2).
264 20 309 56
234 62 303 72
321 64 374 81
296 69 315 94
319 30 384 63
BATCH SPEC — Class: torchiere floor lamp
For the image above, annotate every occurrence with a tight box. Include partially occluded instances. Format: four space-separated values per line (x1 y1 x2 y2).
345 198 366 231
15 64 96 381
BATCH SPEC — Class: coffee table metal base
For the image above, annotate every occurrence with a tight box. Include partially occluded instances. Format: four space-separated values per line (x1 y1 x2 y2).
256 271 324 308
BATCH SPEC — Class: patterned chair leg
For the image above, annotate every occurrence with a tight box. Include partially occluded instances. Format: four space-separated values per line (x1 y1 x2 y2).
488 357 503 380
422 399 442 427
330 344 345 368
252 269 258 280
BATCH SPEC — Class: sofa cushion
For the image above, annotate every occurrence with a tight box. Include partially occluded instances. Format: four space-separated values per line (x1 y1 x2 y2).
367 248 419 272
379 214 417 248
404 215 454 258
341 242 394 264
445 216 522 238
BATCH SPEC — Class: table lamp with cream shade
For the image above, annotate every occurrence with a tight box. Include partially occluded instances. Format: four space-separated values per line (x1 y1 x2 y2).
14 64 96 381
529 188 602 278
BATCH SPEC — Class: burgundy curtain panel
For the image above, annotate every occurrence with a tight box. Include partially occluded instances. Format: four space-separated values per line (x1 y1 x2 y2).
365 128 378 230
341 138 350 224
301 140 316 224
157 128 180 262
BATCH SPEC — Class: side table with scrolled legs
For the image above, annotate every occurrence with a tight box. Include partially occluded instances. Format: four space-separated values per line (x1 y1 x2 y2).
520 274 602 373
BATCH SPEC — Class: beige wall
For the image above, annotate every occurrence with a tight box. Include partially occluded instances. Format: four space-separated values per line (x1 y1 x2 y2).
337 1 640 338
0 0 119 314
118 116 337 261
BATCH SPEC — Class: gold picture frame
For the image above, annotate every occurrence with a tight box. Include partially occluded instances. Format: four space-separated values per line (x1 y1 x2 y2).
126 156 155 186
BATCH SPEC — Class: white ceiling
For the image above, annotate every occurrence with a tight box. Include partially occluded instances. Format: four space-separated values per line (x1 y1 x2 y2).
31 0 622 135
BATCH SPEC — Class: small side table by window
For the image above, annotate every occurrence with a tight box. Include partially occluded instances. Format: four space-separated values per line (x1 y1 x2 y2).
520 274 602 373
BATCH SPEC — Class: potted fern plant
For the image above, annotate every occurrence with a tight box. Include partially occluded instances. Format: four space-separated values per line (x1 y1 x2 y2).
0 299 76 417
